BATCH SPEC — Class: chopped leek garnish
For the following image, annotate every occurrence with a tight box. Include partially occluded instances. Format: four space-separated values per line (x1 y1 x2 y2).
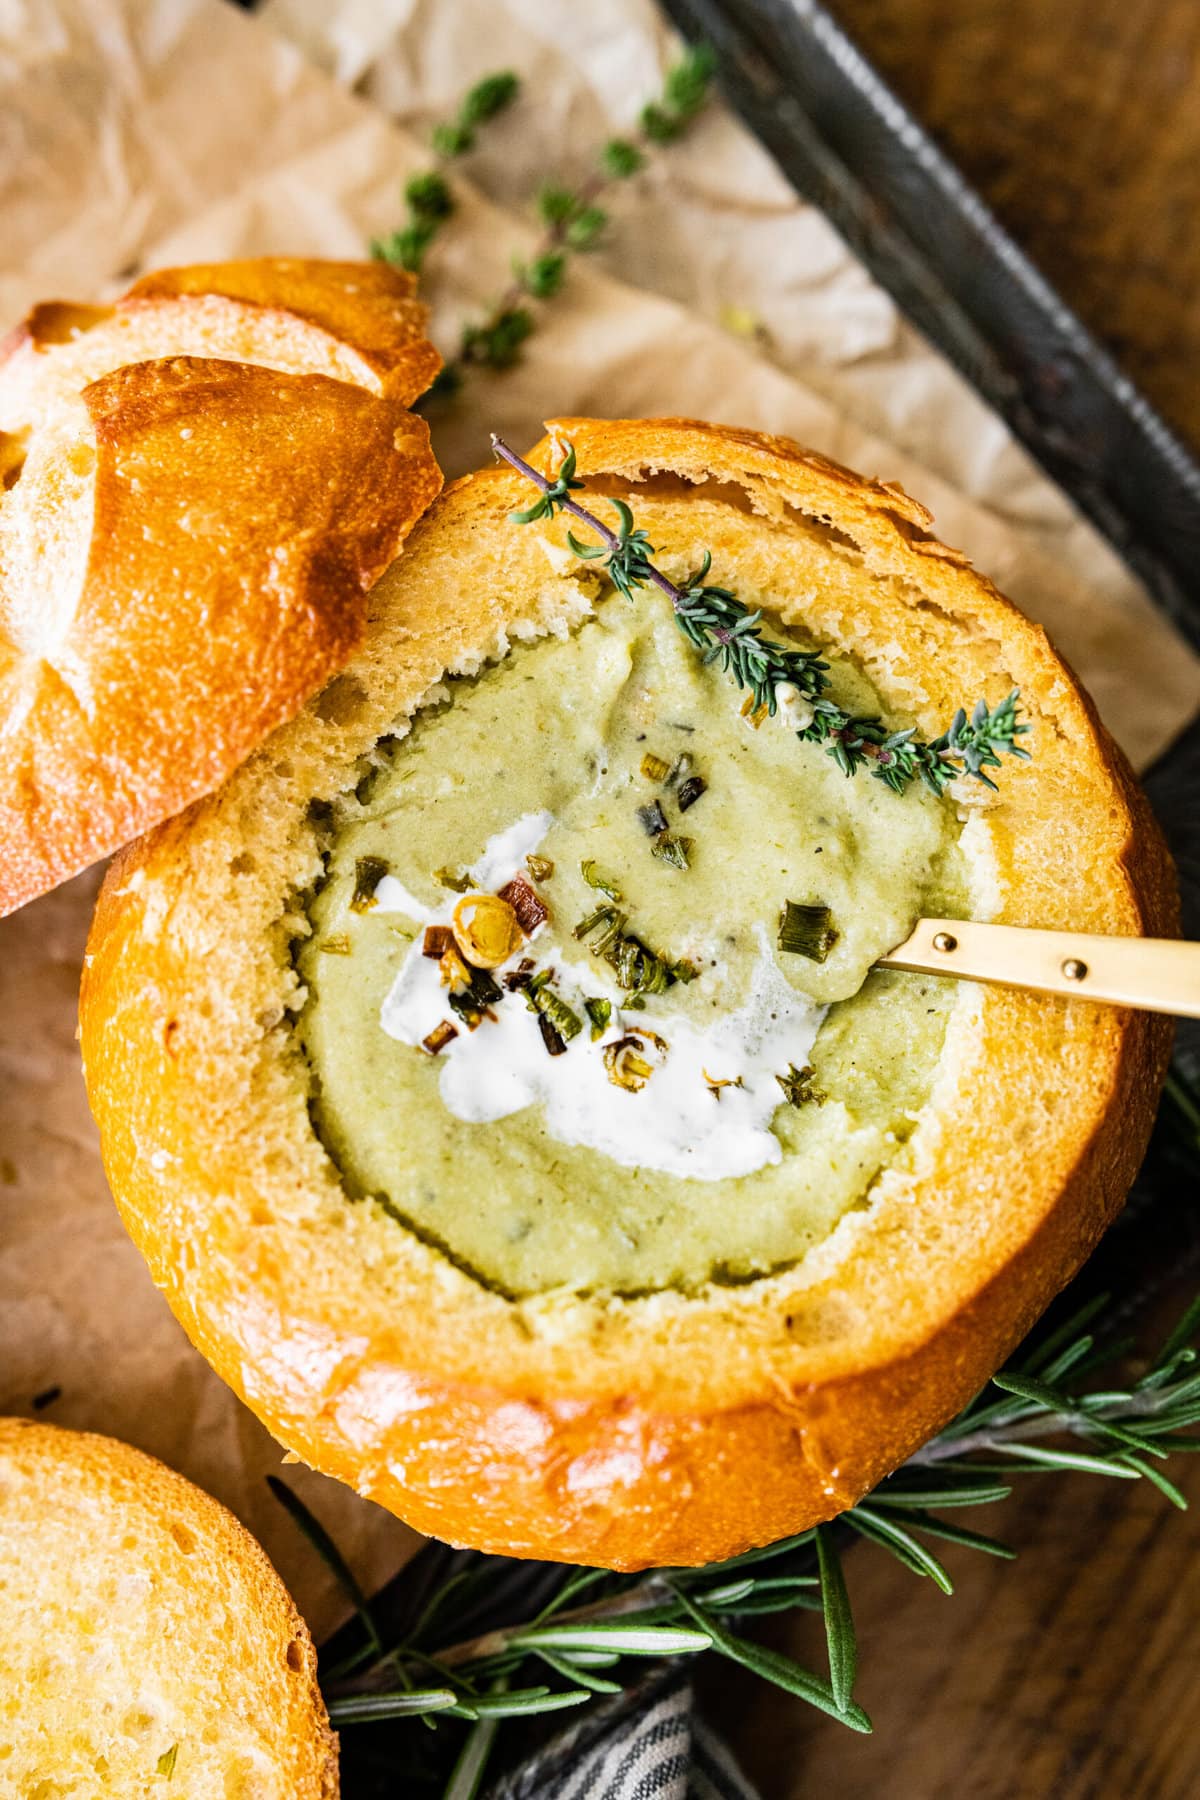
603 1035 654 1092
350 855 389 913
778 900 838 963
584 996 613 1040
523 969 583 1043
581 859 623 901
651 832 692 870
775 1062 825 1107
448 966 503 1029
636 800 669 837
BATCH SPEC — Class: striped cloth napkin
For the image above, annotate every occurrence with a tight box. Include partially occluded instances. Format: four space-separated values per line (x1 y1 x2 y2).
488 1667 761 1800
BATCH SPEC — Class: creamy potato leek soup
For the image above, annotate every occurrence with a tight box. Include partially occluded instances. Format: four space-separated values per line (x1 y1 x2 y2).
298 579 970 1298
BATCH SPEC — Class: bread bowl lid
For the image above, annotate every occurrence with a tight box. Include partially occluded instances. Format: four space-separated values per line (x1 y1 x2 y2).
0 256 445 917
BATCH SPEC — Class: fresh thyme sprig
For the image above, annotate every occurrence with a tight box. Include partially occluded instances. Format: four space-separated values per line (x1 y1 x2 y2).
372 73 520 275
493 437 1032 796
423 46 717 398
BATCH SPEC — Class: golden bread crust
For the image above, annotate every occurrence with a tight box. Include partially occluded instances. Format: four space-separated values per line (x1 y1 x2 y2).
0 1418 337 1796
121 258 442 399
0 258 441 915
81 418 1176 1570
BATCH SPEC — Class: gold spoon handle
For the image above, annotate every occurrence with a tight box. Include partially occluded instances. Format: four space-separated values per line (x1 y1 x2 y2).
878 919 1200 1019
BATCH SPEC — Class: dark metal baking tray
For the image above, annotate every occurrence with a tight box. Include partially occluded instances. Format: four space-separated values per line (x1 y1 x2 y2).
661 0 1200 659
657 0 1200 1201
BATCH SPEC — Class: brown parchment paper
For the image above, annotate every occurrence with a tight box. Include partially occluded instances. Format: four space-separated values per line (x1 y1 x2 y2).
2 0 1197 1640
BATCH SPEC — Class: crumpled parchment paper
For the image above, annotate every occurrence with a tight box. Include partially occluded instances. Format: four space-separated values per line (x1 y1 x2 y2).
2 0 1197 1638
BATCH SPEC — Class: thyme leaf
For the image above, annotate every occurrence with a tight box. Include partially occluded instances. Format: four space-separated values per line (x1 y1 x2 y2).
421 47 715 397
372 73 519 275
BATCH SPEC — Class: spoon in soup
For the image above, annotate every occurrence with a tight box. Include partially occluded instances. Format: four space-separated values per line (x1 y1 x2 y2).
877 919 1200 1018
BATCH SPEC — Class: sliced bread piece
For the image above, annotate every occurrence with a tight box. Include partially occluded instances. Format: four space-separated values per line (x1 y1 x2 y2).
0 1418 337 1796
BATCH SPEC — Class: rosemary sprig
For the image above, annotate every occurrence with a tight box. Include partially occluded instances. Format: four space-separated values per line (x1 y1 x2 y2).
425 46 716 397
494 438 1032 797
277 1095 1200 1795
372 73 520 275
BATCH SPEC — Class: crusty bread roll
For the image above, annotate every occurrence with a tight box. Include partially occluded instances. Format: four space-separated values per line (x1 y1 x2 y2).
0 258 441 915
80 418 1175 1571
0 1418 337 1796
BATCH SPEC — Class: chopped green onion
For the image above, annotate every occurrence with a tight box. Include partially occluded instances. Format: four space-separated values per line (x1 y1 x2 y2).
350 856 389 913
608 934 671 995
584 996 613 1040
574 905 626 954
651 833 692 870
318 934 352 955
637 800 669 837
522 969 582 1043
676 775 707 811
603 1035 655 1092
448 967 503 1029
576 910 690 998
776 1063 825 1107
433 865 472 894
503 957 537 992
533 986 583 1043
640 751 670 782
581 859 623 901
526 854 555 882
778 901 838 962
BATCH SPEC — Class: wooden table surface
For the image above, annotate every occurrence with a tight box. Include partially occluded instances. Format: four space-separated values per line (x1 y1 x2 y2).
712 1292 1200 1798
827 0 1200 456
714 4 1200 1794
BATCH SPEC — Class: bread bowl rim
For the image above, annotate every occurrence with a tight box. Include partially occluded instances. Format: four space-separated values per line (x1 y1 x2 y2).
79 416 1176 1564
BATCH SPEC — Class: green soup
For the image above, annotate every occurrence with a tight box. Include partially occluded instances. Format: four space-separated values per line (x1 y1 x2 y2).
298 584 967 1298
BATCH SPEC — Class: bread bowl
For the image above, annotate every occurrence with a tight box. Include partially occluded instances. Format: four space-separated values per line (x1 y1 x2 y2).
0 257 440 916
0 1418 337 1796
80 417 1175 1571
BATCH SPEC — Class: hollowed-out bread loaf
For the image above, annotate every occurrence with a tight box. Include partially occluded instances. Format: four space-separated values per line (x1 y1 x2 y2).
0 1418 337 1796
0 258 441 915
80 418 1175 1570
